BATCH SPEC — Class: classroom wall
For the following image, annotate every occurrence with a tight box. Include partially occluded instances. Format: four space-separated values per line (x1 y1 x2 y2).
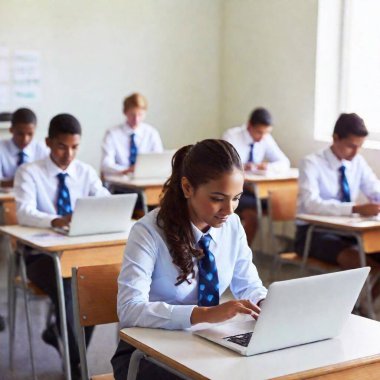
0 0 222 171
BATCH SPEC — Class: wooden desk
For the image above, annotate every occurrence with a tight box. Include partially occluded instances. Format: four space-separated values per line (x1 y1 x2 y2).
0 225 129 380
0 191 16 225
104 175 165 214
244 169 298 253
297 214 380 319
121 315 380 380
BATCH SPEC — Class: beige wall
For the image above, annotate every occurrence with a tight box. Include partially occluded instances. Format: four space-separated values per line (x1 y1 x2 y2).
0 0 222 170
1 0 379 174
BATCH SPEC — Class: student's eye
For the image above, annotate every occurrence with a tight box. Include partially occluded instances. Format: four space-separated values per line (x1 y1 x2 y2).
210 197 224 202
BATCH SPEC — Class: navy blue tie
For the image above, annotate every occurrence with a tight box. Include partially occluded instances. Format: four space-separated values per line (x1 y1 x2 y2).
248 143 254 163
129 133 138 166
198 234 219 306
17 151 27 166
56 173 72 216
339 165 351 202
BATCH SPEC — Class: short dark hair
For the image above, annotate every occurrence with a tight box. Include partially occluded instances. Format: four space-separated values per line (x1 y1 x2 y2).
248 107 272 127
333 113 368 139
11 108 37 126
48 114 82 139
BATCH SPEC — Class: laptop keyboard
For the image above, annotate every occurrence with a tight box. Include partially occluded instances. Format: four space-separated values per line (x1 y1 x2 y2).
223 332 253 347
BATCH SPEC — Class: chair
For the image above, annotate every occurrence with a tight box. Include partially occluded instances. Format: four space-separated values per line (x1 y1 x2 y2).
72 263 121 380
267 187 340 278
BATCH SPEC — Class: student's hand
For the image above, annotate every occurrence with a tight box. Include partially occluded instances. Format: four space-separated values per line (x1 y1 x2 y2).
51 214 72 228
352 203 380 217
0 179 14 188
256 162 268 170
120 166 135 175
244 163 256 172
190 300 261 325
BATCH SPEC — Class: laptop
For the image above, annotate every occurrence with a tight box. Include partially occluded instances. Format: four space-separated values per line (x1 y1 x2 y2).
194 267 369 356
53 193 137 237
133 151 174 180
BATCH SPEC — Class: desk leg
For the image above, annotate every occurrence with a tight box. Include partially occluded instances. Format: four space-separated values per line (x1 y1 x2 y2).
255 192 264 257
140 190 149 215
52 253 72 380
7 238 16 368
355 234 376 319
19 252 37 380
127 349 145 380
301 225 315 273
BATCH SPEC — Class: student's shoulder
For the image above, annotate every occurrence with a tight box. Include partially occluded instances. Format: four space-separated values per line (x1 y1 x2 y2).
140 122 160 135
17 158 46 177
72 159 98 176
0 138 12 151
223 125 244 139
130 209 164 240
105 123 124 135
300 149 326 167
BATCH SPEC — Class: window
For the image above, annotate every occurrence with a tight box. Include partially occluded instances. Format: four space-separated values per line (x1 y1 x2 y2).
315 0 380 147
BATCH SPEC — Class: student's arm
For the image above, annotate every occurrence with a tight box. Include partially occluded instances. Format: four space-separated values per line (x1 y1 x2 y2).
87 166 111 197
263 135 290 171
359 156 380 203
101 130 128 174
117 222 196 330
14 166 59 228
299 157 354 216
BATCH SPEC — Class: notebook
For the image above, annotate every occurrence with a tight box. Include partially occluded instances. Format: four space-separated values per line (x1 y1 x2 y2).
52 193 137 237
194 267 369 356
133 151 174 180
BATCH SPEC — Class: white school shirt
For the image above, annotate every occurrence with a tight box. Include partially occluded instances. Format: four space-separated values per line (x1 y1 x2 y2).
297 147 380 221
117 209 267 330
14 156 110 228
222 124 290 171
0 139 49 180
101 122 163 174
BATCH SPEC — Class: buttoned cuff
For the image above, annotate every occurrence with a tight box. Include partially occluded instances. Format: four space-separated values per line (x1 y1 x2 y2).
171 305 197 329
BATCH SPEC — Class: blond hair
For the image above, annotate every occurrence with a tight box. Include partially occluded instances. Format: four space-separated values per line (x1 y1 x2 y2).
123 93 148 112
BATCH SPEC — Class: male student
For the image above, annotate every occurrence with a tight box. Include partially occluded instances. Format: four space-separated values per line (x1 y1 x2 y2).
14 113 109 380
101 92 163 175
223 107 290 244
0 108 48 187
296 113 380 300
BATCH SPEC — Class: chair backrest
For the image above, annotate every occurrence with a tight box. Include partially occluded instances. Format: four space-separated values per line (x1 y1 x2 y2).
268 186 298 222
3 199 17 225
73 263 121 327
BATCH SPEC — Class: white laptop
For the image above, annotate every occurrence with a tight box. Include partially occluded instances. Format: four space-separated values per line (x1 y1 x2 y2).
53 193 137 237
194 267 369 356
133 151 174 180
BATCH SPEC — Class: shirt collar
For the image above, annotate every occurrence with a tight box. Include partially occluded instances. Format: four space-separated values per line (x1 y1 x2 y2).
191 222 220 247
45 155 77 179
9 139 32 157
243 124 255 144
124 122 142 136
325 147 352 171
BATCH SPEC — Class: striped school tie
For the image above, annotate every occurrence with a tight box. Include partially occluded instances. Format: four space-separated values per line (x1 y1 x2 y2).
198 234 219 306
248 143 254 163
129 133 138 166
339 165 351 202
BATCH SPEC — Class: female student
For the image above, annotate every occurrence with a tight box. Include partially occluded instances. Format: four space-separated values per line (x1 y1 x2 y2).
112 139 267 379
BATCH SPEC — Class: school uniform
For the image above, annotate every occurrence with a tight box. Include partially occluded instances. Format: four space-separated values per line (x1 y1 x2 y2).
101 122 163 174
14 156 109 374
296 147 380 263
0 138 48 181
223 124 290 211
112 208 267 379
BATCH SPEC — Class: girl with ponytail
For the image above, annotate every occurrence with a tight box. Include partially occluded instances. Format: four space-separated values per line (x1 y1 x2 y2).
112 139 267 379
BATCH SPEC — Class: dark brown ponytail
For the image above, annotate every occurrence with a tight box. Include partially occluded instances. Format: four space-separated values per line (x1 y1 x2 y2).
157 139 243 285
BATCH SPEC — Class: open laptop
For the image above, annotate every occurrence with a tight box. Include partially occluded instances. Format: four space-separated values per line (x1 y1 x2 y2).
194 267 369 356
133 151 174 180
53 193 137 237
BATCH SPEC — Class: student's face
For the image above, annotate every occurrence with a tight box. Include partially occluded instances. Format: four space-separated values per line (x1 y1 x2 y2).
124 107 146 129
332 133 365 161
247 124 272 143
182 168 244 232
10 123 36 150
46 133 81 170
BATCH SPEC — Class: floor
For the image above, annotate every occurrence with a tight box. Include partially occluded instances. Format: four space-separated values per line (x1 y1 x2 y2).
0 232 379 380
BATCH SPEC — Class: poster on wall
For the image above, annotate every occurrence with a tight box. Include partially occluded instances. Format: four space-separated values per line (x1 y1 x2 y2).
13 50 41 103
0 47 42 129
